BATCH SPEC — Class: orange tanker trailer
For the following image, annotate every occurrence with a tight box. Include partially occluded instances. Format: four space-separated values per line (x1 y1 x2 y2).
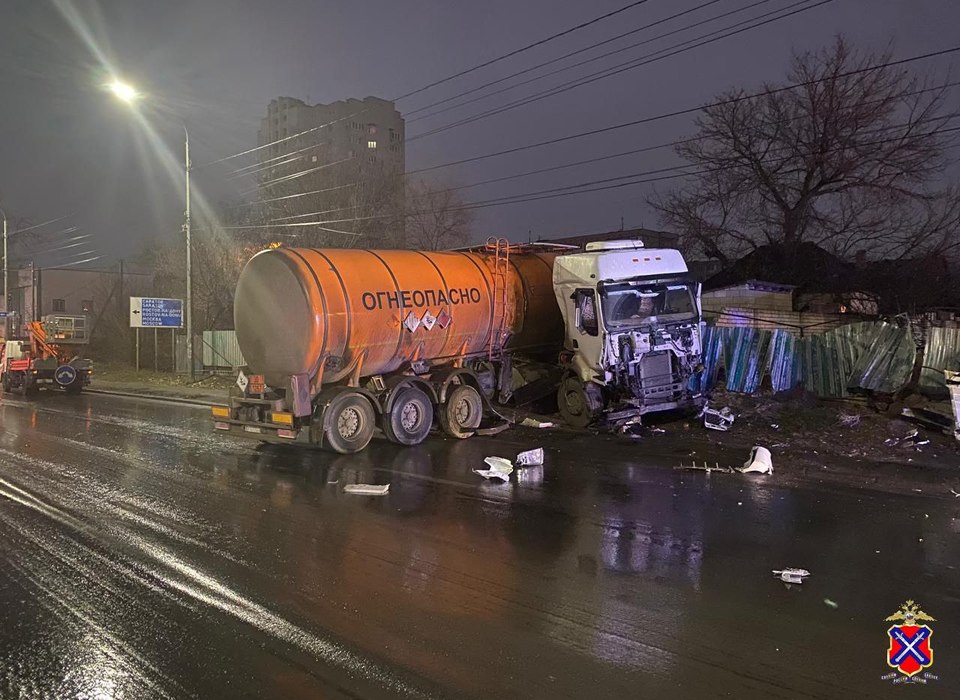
212 239 566 452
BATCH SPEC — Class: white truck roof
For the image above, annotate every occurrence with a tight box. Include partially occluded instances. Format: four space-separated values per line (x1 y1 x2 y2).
553 240 689 287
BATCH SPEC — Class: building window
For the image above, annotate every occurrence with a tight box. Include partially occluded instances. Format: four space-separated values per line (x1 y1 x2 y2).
367 140 377 149
368 125 377 135
53 299 65 313
311 155 318 162
81 300 93 313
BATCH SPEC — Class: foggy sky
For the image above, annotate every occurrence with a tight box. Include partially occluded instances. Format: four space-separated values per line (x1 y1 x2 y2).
1 0 958 265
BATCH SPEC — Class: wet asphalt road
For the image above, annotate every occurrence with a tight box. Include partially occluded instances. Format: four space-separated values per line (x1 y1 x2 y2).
0 392 957 699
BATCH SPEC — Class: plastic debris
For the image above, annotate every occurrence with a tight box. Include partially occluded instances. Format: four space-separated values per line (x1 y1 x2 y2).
515 448 544 466
741 446 773 474
343 484 390 496
950 488 960 498
473 456 514 481
838 413 862 428
520 417 555 428
824 598 839 609
700 404 735 431
773 568 811 584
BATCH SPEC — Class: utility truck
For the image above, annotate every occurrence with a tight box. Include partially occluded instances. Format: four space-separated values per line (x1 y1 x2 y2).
1 315 93 395
213 238 703 452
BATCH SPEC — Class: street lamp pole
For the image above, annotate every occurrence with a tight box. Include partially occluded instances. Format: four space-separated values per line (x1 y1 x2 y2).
184 126 193 378
1 207 7 340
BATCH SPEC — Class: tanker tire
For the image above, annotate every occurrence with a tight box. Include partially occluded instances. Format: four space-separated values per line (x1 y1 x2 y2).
558 377 603 428
439 385 483 439
384 386 433 446
324 392 375 454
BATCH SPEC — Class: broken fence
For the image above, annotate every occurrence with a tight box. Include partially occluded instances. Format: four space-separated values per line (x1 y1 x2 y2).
698 320 927 398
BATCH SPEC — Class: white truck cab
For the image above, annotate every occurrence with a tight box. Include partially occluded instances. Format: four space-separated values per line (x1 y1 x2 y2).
552 240 704 427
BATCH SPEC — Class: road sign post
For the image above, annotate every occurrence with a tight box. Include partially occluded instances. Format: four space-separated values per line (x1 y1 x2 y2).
130 297 184 373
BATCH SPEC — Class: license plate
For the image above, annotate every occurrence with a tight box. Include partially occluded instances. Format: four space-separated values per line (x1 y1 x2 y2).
214 422 230 430
243 426 262 434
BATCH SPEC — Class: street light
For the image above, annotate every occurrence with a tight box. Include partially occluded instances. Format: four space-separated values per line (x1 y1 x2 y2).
108 79 193 377
1 206 7 340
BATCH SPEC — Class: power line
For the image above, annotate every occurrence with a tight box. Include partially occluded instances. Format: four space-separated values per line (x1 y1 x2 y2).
202 1 658 167
393 0 657 102
406 0 753 121
444 81 960 193
253 123 960 229
407 43 960 175
408 0 829 142
233 183 359 208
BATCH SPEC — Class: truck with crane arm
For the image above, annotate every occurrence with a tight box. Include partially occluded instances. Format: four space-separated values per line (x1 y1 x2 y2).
212 238 704 452
1 315 93 395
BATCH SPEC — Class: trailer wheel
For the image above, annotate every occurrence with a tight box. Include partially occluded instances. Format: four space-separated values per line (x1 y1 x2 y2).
323 392 375 454
558 377 603 428
439 385 483 439
384 386 433 446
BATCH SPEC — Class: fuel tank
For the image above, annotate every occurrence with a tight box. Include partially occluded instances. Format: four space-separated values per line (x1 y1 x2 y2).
233 247 563 387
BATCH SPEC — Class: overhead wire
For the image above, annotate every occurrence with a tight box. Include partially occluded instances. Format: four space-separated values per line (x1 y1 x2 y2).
406 0 758 121
201 1 659 167
245 122 960 230
407 43 960 175
408 0 831 142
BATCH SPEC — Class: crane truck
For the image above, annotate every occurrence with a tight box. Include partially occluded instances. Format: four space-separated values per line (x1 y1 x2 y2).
1 315 93 396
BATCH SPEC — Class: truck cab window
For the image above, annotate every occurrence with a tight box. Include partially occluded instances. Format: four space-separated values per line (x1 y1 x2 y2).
575 290 599 336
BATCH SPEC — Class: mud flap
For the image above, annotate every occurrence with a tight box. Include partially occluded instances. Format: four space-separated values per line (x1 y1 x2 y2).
290 373 311 417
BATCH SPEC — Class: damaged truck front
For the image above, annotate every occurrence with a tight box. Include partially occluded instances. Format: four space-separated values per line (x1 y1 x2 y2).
553 241 705 427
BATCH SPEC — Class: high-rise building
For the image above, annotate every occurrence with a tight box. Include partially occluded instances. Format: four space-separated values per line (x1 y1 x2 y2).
254 96 405 246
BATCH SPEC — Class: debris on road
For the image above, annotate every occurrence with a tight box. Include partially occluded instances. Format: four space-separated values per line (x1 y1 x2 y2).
838 413 861 428
676 461 736 474
344 484 390 496
773 568 811 584
515 448 544 466
701 404 735 431
950 488 960 498
476 421 511 436
520 417 555 428
741 446 773 475
824 598 839 609
474 456 514 481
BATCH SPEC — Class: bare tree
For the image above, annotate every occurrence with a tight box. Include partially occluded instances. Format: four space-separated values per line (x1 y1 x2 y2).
651 36 960 264
400 178 474 250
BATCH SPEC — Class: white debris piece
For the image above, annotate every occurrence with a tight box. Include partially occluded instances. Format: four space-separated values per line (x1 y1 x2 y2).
741 446 773 474
473 456 514 481
521 418 555 428
515 448 544 466
701 404 735 431
773 568 811 584
344 484 390 496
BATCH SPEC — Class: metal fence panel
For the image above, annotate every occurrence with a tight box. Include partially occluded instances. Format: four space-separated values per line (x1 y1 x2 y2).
201 330 245 369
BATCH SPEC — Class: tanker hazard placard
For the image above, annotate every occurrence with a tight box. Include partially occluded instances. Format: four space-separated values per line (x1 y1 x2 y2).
361 288 481 311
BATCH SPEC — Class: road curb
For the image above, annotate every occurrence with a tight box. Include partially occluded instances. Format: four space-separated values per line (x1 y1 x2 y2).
85 388 225 408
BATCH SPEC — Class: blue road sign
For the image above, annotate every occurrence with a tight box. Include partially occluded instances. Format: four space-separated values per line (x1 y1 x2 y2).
130 297 184 328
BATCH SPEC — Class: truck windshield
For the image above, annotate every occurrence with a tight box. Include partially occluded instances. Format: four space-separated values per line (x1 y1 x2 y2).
600 281 697 329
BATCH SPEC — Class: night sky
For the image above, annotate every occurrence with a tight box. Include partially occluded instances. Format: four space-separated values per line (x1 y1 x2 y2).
1 0 958 265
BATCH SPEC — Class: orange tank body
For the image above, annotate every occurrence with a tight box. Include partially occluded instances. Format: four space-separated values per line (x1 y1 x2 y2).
234 247 564 388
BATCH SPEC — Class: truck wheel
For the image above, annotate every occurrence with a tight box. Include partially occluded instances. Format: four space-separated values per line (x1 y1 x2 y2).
323 392 375 454
65 382 83 395
384 386 433 446
439 385 483 439
558 377 603 428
